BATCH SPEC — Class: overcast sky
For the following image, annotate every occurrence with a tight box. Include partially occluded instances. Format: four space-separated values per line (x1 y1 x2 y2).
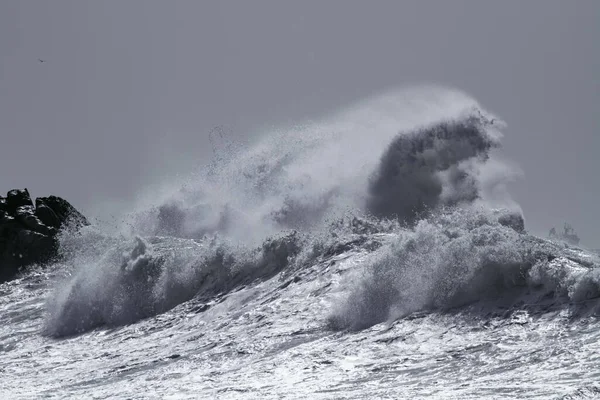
0 1 598 245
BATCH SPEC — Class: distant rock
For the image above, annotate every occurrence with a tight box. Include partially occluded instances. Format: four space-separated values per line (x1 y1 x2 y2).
0 188 89 283
549 223 581 246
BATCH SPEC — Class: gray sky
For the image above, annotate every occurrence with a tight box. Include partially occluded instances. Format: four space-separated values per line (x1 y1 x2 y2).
0 1 598 245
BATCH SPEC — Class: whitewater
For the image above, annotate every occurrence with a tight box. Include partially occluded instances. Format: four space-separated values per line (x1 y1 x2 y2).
1 87 599 399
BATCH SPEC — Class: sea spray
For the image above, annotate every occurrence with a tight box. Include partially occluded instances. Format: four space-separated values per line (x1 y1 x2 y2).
44 87 525 335
328 207 600 331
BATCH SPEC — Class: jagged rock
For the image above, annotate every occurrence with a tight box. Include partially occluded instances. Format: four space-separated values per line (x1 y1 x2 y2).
36 196 89 228
0 189 88 283
0 213 17 242
0 210 12 222
15 205 56 236
0 230 57 283
6 189 33 214
34 202 61 229
548 223 580 246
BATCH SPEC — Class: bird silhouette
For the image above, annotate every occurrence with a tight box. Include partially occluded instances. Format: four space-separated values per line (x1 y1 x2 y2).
38 59 46 63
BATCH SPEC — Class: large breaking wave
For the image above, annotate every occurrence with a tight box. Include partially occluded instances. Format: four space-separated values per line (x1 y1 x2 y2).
42 86 598 337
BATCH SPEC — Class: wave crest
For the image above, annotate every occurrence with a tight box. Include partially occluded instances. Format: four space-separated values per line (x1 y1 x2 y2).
367 113 502 223
328 208 599 331
43 231 301 337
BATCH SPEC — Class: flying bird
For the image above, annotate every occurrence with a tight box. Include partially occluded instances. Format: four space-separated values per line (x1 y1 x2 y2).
38 59 46 63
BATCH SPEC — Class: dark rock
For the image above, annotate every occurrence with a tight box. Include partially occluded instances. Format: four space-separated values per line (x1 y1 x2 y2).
0 210 13 224
0 189 88 283
0 214 18 244
35 202 61 229
15 206 55 236
36 196 89 228
14 229 57 265
548 223 580 246
0 230 57 282
6 189 33 213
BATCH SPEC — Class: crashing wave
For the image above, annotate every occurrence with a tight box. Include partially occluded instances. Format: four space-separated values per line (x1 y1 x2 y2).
328 207 599 331
42 86 597 337
44 231 302 337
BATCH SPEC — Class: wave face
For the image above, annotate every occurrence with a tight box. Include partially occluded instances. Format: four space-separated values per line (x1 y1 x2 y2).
44 231 302 336
367 116 501 223
45 87 529 336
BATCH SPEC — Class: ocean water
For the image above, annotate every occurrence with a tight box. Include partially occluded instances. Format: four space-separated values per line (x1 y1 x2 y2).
1 87 599 399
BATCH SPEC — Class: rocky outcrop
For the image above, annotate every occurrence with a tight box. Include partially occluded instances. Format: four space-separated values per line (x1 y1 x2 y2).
0 188 89 283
